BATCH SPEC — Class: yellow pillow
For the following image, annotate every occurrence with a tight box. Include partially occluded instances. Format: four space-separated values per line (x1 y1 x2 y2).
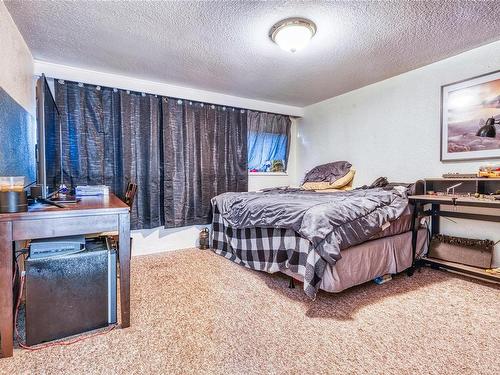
319 184 353 193
302 169 355 190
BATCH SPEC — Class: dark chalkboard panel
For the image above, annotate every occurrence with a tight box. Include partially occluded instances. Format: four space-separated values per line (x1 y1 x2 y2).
0 87 36 186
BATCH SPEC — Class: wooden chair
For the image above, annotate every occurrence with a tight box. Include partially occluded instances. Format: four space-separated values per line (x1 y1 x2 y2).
123 182 138 209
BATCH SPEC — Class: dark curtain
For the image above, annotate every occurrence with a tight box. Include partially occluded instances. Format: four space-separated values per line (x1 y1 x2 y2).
247 110 291 171
55 81 162 229
163 99 248 227
56 81 249 229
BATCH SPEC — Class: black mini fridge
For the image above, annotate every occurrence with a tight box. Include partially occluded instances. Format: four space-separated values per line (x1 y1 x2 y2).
25 238 117 346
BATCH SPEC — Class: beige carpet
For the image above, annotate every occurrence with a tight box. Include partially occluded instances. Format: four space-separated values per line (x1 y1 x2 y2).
2 248 499 375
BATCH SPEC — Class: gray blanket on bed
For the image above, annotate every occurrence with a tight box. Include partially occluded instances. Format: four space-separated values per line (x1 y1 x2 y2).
213 187 409 265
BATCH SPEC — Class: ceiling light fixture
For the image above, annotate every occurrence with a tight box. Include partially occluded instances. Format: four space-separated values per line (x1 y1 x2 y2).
269 17 316 53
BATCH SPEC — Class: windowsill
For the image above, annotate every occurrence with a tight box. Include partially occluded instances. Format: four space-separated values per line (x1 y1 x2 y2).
248 172 288 176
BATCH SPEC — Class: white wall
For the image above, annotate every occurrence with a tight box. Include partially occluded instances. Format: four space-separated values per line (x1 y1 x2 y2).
297 40 500 267
0 2 34 113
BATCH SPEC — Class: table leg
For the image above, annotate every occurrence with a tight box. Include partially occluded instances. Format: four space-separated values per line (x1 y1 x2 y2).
431 203 440 236
408 202 420 276
0 222 13 358
118 213 130 328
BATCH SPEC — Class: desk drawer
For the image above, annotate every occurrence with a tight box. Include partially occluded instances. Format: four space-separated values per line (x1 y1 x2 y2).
13 215 119 240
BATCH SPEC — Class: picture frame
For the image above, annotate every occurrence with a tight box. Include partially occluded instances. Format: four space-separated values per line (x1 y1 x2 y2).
440 70 500 161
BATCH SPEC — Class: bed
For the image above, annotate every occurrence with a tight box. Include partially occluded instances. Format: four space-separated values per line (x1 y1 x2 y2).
211 181 428 298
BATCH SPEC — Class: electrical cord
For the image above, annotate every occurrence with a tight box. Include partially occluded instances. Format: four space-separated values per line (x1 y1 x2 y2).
13 241 30 283
12 249 28 284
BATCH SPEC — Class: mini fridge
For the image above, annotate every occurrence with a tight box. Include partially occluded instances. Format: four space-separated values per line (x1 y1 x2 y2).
24 238 117 346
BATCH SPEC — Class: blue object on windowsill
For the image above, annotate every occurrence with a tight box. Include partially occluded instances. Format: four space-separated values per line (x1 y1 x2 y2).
261 161 272 172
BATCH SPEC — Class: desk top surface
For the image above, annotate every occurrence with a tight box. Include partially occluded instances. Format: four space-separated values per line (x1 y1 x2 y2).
409 194 500 208
0 193 129 221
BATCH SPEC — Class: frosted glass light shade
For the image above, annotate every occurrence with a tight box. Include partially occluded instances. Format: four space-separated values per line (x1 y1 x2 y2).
270 18 316 53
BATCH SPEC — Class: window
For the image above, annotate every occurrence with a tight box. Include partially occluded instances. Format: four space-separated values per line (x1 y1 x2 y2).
247 111 291 173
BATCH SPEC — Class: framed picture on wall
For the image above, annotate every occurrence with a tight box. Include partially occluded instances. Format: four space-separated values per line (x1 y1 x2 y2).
441 70 500 161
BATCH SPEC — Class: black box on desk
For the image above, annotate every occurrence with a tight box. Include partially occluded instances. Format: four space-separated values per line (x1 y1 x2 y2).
25 238 117 346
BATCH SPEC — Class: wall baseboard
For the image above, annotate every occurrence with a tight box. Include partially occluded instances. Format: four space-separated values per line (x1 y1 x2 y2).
130 225 207 257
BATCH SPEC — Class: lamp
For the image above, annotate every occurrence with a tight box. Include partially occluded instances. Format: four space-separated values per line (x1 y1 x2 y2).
269 18 316 53
476 117 499 138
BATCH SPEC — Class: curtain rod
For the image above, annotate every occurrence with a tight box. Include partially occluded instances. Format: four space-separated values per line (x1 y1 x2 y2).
52 77 290 117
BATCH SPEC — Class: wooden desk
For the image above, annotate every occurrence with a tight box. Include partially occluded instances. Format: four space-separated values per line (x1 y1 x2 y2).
408 194 500 283
408 194 500 210
0 194 130 358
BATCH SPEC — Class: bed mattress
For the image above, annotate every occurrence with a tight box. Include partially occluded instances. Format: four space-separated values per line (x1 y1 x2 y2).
369 206 412 240
213 187 410 268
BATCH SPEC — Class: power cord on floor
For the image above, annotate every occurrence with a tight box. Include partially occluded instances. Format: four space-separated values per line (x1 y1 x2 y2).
13 257 117 351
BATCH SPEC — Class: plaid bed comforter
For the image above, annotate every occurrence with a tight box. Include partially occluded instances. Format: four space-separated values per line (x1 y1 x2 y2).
211 200 327 298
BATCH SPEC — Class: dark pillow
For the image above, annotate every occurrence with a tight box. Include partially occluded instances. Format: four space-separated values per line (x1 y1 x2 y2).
360 177 419 195
303 161 352 184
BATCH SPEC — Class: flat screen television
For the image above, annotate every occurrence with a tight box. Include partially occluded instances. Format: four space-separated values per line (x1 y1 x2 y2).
36 74 62 199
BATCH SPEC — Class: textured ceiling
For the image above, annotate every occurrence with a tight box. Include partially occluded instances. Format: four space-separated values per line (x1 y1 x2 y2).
5 0 500 107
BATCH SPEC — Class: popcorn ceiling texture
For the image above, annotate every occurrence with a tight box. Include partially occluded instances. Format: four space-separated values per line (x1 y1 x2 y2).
5 1 500 106
2 249 499 374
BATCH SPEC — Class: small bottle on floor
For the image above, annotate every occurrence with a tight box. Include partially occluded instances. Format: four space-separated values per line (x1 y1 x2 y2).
374 274 392 285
